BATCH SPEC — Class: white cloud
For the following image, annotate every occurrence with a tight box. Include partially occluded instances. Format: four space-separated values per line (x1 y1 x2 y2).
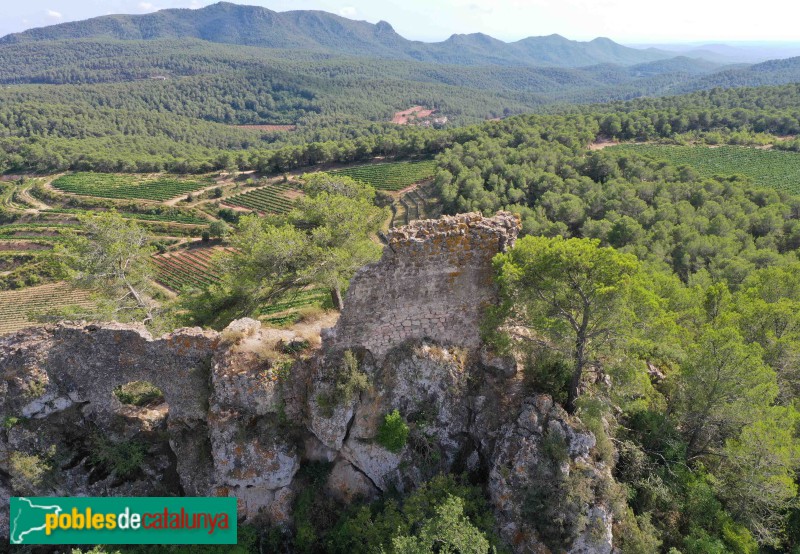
339 6 357 17
46 10 63 20
138 2 155 11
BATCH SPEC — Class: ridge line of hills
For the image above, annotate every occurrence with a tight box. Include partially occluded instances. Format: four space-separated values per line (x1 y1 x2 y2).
0 1 723 68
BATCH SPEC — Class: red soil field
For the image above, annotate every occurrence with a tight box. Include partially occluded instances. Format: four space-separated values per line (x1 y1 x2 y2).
392 106 436 125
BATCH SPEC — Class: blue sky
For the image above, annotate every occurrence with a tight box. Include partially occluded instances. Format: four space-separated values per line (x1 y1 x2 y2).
1 0 796 44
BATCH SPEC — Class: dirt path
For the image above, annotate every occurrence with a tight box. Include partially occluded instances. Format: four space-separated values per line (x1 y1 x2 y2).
17 188 51 211
588 139 621 151
162 180 228 207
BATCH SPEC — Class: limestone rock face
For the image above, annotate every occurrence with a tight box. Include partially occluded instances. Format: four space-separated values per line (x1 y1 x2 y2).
0 319 301 534
487 396 613 554
208 331 299 521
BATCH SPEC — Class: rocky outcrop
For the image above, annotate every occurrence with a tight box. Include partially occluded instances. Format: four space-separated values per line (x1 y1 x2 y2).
0 319 304 534
1 212 616 552
488 396 613 554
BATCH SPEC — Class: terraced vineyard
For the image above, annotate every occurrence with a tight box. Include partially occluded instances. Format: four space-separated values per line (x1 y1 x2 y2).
329 159 436 191
0 239 53 251
152 246 230 291
52 173 212 201
0 224 73 241
0 282 93 335
43 208 210 225
223 182 301 214
609 145 800 194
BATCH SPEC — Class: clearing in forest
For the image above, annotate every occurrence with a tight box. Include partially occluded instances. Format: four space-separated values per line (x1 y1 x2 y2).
392 106 436 125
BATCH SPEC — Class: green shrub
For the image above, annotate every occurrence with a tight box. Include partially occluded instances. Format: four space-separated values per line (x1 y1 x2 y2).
317 350 370 417
615 509 663 554
113 381 164 407
10 449 54 493
376 410 409 453
523 348 572 405
338 350 369 401
89 435 146 479
541 428 569 466
293 462 336 554
328 475 502 554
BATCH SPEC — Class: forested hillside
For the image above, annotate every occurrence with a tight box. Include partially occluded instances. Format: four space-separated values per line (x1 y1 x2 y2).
1 6 800 177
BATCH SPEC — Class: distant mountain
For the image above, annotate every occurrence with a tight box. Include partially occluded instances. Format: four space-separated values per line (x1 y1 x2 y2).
628 42 800 64
0 1 679 68
671 56 800 93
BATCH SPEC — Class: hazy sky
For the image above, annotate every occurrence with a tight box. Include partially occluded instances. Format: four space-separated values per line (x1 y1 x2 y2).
1 0 797 44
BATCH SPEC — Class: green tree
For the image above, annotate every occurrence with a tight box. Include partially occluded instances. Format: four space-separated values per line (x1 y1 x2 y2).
390 496 491 554
302 172 376 202
182 188 386 327
208 220 231 239
288 191 386 309
56 211 163 327
716 408 800 546
493 236 642 412
328 475 498 554
672 326 778 460
181 220 317 328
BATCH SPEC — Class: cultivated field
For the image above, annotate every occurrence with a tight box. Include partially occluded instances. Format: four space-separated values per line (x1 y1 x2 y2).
152 246 229 291
0 158 434 332
609 145 800 194
52 173 212 201
0 282 93 335
329 160 436 191
223 182 302 214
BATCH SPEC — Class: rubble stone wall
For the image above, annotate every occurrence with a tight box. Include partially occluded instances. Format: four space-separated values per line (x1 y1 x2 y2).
325 212 520 359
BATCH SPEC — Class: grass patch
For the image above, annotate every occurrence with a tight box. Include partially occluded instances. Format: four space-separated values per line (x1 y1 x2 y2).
113 381 164 407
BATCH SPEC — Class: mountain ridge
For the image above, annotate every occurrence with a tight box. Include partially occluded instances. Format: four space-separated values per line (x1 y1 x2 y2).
0 1 685 68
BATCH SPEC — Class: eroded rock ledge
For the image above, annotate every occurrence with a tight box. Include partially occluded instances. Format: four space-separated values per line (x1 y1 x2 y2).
0 212 614 553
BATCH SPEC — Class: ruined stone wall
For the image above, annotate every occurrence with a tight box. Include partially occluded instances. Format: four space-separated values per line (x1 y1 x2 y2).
325 212 520 359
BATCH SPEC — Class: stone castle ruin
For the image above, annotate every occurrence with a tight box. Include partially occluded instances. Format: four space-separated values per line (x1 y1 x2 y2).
0 212 614 553
325 211 520 359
